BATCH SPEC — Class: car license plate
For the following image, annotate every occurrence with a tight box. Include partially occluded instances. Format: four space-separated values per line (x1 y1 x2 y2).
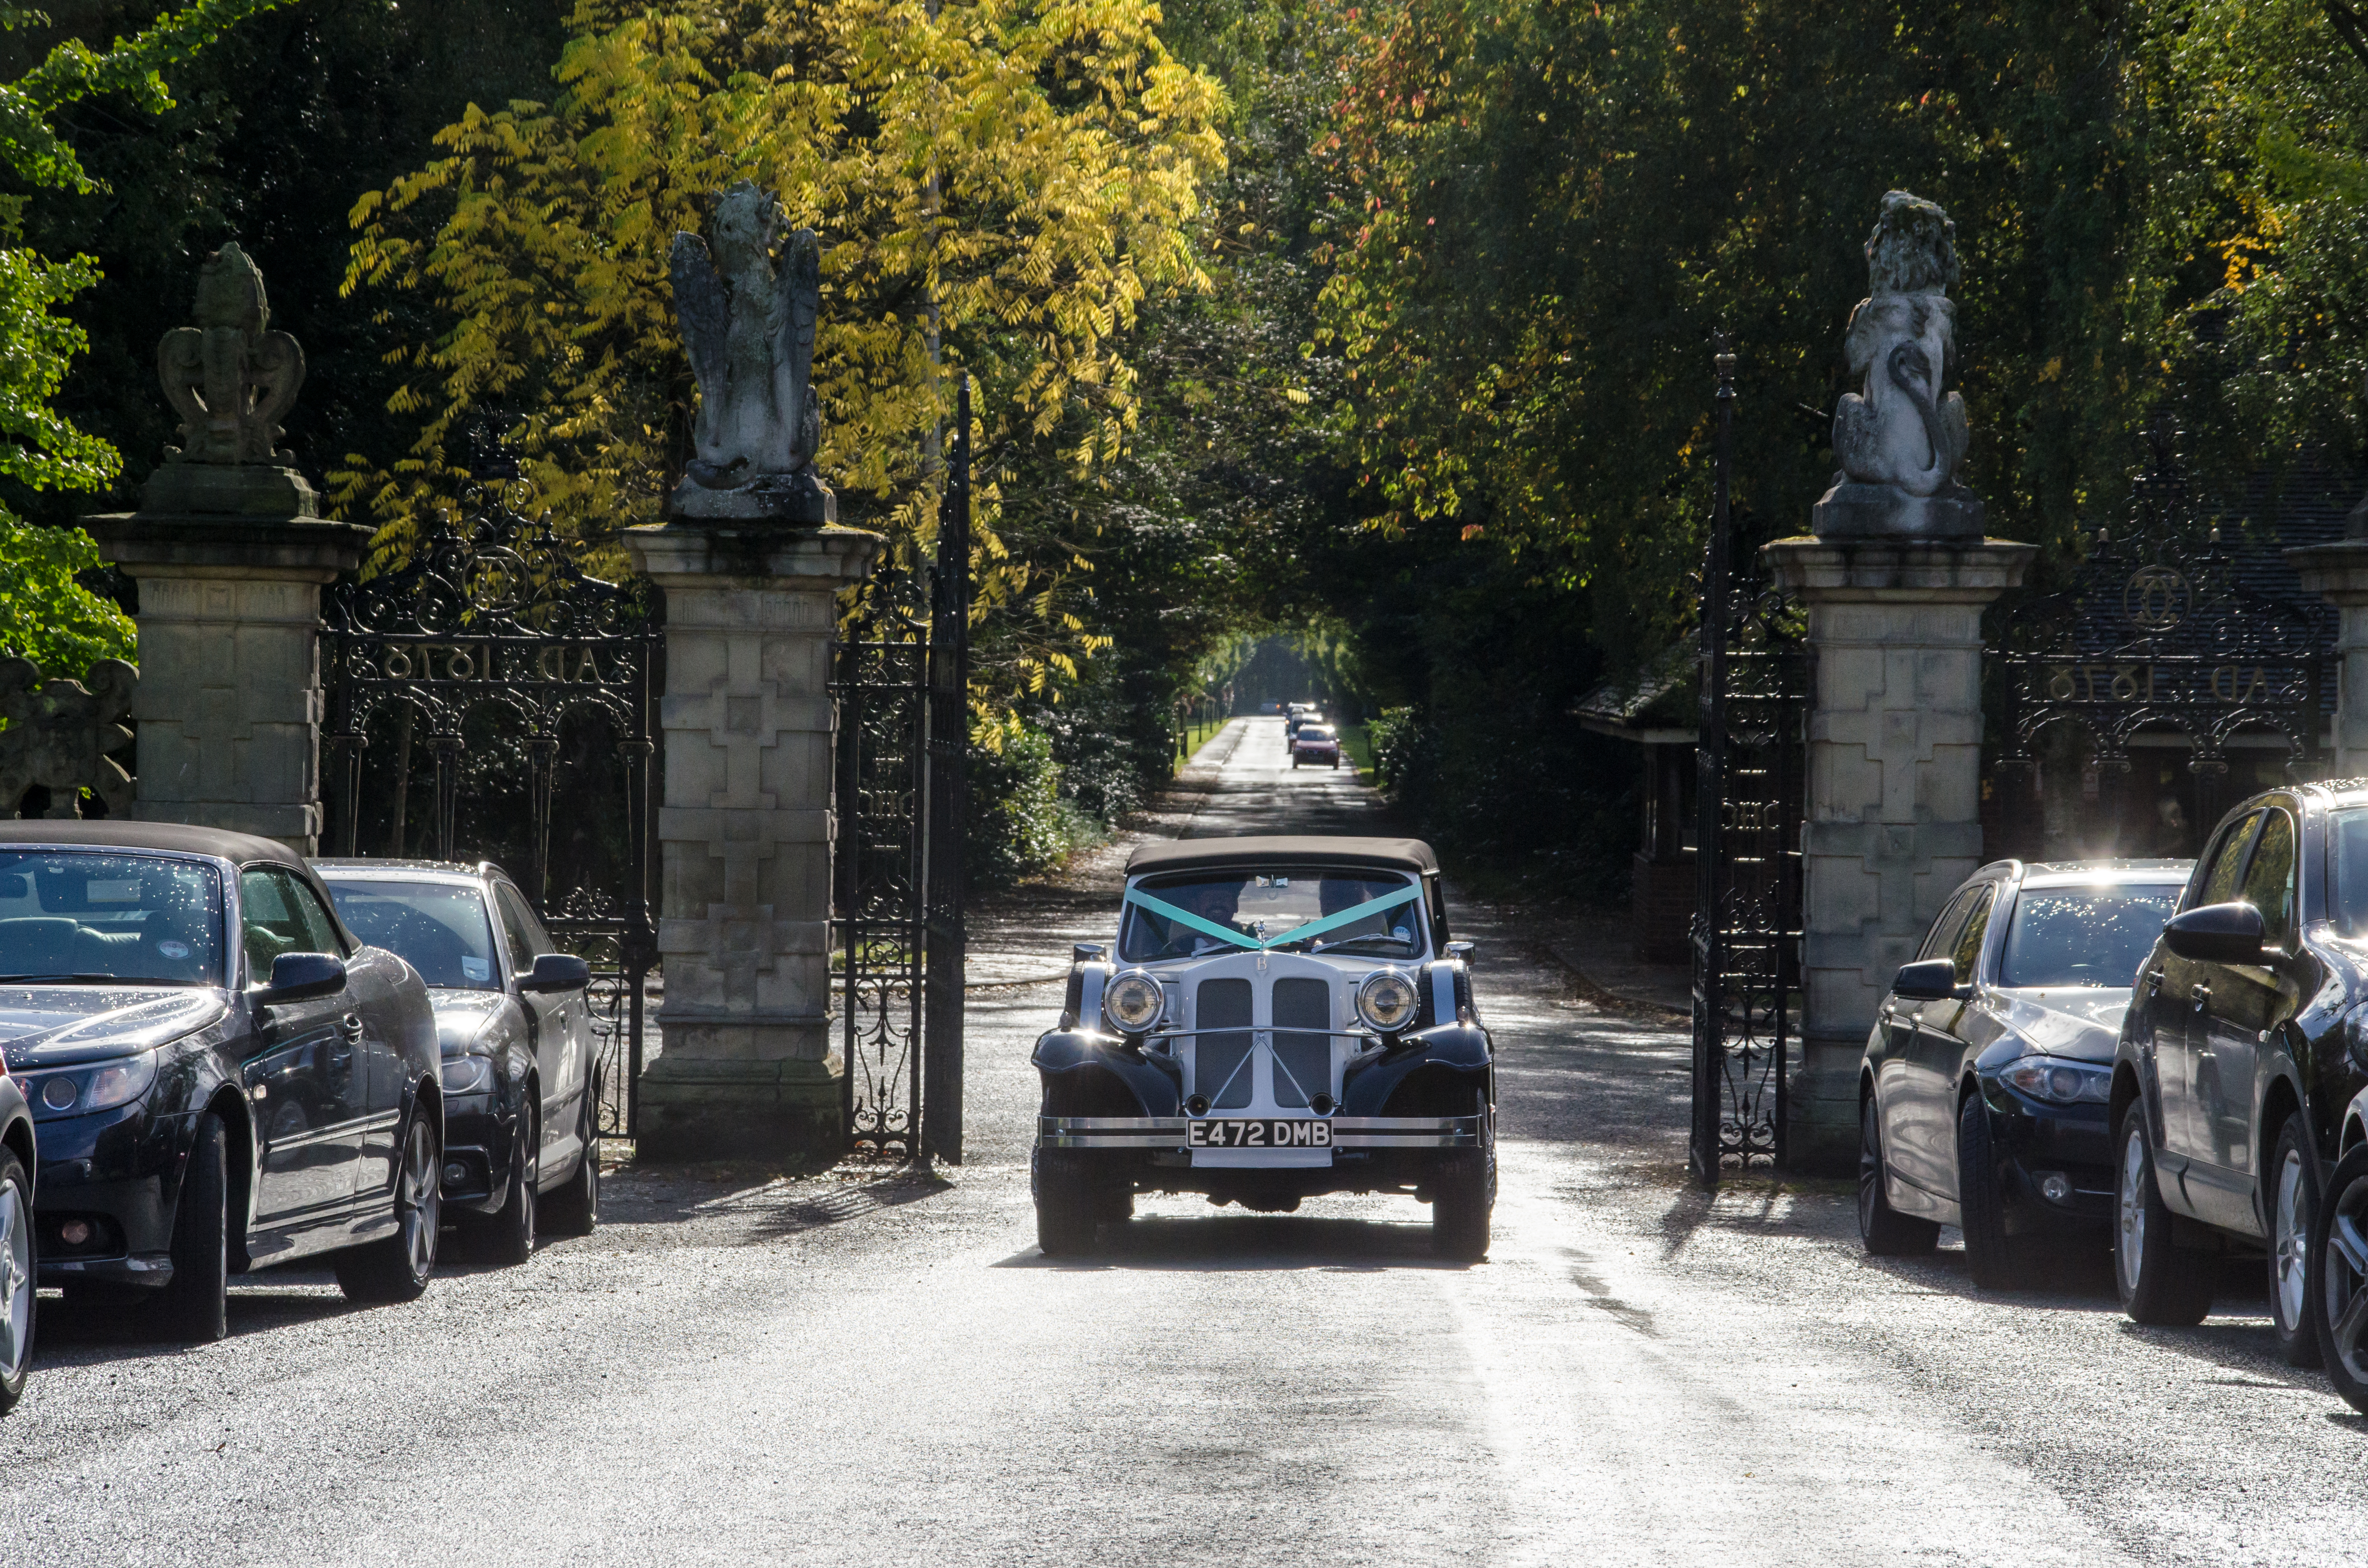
1187 1118 1332 1149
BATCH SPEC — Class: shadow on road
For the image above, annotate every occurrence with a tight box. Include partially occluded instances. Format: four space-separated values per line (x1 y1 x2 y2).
992 1212 1478 1272
603 1163 953 1246
33 1279 359 1367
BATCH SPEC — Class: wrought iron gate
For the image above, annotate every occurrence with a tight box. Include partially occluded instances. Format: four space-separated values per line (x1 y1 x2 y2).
321 491 659 1142
1690 341 1807 1188
832 382 973 1163
1993 430 2333 829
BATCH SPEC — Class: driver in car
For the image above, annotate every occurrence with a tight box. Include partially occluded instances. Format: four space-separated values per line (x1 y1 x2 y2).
1150 880 1253 957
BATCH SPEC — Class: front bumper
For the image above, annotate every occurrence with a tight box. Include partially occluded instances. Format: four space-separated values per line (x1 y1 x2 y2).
440 1091 511 1214
34 1098 183 1287
1978 1089 2116 1233
1040 1115 1486 1152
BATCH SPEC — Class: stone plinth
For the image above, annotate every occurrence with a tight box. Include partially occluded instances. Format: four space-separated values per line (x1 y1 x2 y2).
83 513 374 855
625 521 882 1164
1764 535 2035 1171
2288 541 2368 776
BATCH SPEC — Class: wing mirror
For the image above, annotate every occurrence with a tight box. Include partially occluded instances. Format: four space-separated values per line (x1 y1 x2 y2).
520 952 592 993
257 951 346 1005
1445 940 1475 963
2162 901 2265 964
1891 958 1967 1001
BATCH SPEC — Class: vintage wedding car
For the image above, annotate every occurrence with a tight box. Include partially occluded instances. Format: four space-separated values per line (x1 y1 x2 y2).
1030 836 1496 1258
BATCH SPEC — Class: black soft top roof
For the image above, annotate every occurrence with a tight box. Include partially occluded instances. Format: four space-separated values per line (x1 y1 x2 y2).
0 820 302 866
1126 835 1438 877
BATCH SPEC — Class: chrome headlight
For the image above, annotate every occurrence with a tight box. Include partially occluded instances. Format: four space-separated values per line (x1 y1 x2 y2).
1102 970 1164 1034
27 1051 159 1120
441 1055 496 1095
1998 1055 2111 1105
1356 969 1420 1034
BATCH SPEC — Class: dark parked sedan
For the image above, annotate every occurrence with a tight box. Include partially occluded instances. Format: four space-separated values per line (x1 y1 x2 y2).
0 823 442 1342
315 861 600 1263
1858 859 2188 1286
2110 784 2368 1367
0 1051 30 1413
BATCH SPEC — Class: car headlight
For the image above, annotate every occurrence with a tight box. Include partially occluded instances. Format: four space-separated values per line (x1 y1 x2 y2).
441 1055 496 1094
1998 1055 2111 1106
1357 969 1421 1034
1102 971 1164 1034
27 1052 159 1120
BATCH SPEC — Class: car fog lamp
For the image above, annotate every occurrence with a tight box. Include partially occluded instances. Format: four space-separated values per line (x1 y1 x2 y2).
58 1219 90 1247
2038 1172 2072 1203
1999 1055 2111 1106
1357 970 1420 1034
1185 1095 1210 1117
1102 971 1165 1034
444 1162 469 1187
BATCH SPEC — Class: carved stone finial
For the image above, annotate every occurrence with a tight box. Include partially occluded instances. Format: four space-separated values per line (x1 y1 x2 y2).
1812 190 1985 539
666 181 834 526
142 242 317 517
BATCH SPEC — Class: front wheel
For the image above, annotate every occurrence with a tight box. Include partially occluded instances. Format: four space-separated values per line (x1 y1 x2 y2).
2269 1115 2323 1367
0 1147 35 1414
2311 1142 2368 1412
2114 1102 2214 1326
471 1109 537 1268
1858 1093 1938 1256
335 1108 441 1304
1431 1149 1493 1261
1957 1091 2023 1290
542 1079 601 1238
1033 1147 1100 1256
151 1111 228 1343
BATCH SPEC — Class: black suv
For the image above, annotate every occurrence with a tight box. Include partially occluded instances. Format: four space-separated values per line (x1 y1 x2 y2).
2111 783 2368 1362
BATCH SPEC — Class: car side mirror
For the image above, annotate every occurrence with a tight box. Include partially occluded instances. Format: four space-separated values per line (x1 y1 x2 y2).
257 951 346 1005
1445 941 1475 964
521 952 592 993
1892 958 1964 1001
2162 901 2265 964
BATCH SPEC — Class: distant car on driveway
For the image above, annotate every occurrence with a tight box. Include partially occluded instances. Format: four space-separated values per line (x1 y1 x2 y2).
0 822 442 1342
1858 858 2189 1288
315 860 601 1264
1290 724 1342 769
0 1040 31 1414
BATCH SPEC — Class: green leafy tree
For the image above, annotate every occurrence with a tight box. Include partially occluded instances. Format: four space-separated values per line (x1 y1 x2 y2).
0 0 313 669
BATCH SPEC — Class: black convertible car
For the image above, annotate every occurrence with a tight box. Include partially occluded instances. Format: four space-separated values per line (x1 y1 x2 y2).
0 823 441 1341
1032 836 1496 1258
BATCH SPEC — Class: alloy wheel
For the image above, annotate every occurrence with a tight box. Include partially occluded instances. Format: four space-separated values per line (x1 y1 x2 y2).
2322 1167 2368 1384
2275 1147 2310 1335
1857 1103 1883 1234
0 1182 29 1380
398 1120 442 1281
2117 1122 2147 1299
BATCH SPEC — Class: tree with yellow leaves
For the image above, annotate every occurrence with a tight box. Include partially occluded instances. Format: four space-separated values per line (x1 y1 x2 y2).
340 0 1224 695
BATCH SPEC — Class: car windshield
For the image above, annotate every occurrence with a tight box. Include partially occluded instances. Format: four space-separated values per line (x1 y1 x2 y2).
0 851 223 985
323 878 501 990
2331 810 2368 939
1299 728 1334 741
1996 883 2182 988
1118 867 1427 961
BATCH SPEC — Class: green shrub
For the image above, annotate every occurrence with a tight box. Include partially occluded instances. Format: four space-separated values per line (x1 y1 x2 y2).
964 720 1108 889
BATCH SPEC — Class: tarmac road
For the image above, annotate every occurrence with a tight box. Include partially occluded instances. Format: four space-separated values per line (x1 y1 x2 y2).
6 716 2366 1566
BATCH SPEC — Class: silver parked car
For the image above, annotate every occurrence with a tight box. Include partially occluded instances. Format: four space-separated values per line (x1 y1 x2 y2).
313 861 601 1263
1858 858 2190 1287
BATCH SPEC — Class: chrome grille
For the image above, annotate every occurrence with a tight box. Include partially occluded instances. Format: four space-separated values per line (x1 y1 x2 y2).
1196 977 1254 1109
1270 977 1332 1107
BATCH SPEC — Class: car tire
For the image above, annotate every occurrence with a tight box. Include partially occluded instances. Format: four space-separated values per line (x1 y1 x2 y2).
0 1147 35 1415
150 1111 229 1344
472 1109 537 1268
2113 1101 2215 1326
2269 1115 2324 1368
1033 1147 1099 1256
2310 1142 2368 1412
542 1081 601 1239
1431 1150 1492 1261
1957 1090 2023 1290
334 1107 441 1305
1858 1093 1939 1256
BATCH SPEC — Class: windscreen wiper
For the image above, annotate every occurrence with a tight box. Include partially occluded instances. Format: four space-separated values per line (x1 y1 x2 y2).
0 972 161 984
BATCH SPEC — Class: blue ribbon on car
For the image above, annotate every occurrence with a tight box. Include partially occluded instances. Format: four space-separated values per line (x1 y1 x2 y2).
1122 883 1424 953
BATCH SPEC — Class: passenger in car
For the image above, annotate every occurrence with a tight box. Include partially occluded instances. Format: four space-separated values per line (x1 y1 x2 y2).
1148 880 1252 957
